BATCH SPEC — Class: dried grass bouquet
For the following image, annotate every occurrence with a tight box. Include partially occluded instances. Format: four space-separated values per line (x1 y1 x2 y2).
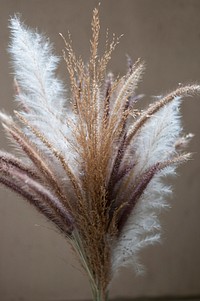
0 8 199 301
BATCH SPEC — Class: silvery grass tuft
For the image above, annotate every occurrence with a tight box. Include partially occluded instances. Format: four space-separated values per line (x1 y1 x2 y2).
0 8 199 301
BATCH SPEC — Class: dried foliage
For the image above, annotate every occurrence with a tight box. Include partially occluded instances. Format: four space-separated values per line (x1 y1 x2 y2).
0 8 199 301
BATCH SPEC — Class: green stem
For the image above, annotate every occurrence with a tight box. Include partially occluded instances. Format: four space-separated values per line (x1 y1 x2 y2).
71 231 109 301
91 285 109 301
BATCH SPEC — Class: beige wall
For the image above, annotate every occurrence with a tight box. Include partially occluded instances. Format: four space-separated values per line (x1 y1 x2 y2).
0 0 200 300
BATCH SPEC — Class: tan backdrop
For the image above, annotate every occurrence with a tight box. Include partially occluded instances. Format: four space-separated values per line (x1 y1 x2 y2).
0 0 200 300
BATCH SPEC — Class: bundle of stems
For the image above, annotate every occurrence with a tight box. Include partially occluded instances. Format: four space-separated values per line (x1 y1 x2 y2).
0 8 199 301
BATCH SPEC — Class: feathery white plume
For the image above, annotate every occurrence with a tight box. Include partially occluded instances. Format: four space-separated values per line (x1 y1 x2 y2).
8 16 78 177
9 16 66 114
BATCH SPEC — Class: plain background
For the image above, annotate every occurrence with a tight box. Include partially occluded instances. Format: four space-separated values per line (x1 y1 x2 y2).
0 0 200 300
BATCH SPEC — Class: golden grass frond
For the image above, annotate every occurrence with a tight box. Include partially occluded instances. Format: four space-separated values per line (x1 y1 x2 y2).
14 111 84 204
3 123 66 203
127 84 200 144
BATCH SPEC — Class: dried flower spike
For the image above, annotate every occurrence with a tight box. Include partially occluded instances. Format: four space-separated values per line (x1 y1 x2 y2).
0 8 199 301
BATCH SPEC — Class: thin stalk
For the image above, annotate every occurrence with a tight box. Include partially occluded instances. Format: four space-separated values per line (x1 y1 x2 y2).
92 285 109 301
